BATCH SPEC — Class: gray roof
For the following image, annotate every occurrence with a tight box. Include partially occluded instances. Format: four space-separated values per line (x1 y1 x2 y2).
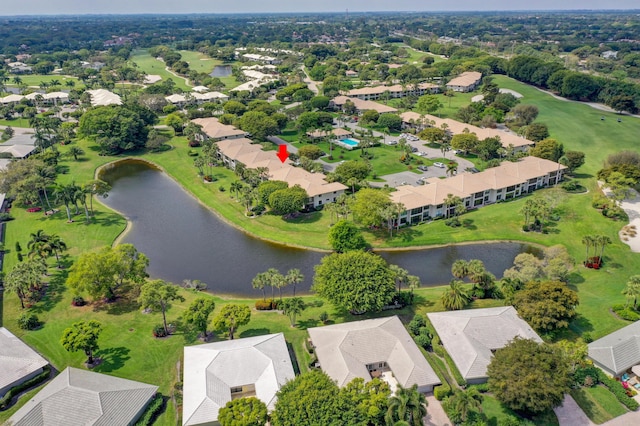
1 134 36 146
428 307 543 381
307 316 440 389
0 144 37 158
182 333 295 426
588 320 640 376
0 327 48 395
8 367 158 426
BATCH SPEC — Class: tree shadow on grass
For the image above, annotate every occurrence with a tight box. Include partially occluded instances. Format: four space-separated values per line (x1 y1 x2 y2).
31 268 67 314
296 318 319 330
92 288 140 315
462 219 476 230
93 346 131 373
239 328 271 338
91 211 125 228
569 314 594 336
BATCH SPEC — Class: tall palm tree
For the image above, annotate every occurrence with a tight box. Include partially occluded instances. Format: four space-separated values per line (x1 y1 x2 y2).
467 259 487 283
27 230 51 260
54 183 76 222
595 234 612 264
451 259 469 279
285 268 304 297
252 272 268 301
581 235 595 264
83 179 111 215
408 275 421 294
266 268 284 301
441 280 470 311
623 275 640 309
390 264 409 292
446 162 458 177
446 388 483 423
67 146 85 161
48 234 67 268
384 384 428 426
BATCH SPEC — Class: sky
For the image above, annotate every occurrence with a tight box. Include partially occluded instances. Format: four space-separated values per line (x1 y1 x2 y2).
1 0 639 16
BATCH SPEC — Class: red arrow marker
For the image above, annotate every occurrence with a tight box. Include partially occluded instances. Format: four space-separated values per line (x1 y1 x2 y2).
276 144 289 163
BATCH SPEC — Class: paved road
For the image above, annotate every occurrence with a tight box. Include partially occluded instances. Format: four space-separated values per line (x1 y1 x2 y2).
301 66 320 95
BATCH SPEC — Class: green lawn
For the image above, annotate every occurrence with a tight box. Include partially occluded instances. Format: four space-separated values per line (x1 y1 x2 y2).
5 74 80 88
130 50 190 91
392 43 446 64
570 386 629 424
178 50 221 74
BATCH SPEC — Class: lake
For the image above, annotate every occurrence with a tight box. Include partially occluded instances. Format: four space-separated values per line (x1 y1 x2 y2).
210 65 232 77
99 159 536 297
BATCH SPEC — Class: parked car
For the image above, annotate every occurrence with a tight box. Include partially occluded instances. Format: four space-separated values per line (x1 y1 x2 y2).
466 167 480 173
411 147 418 152
433 162 445 168
452 149 463 155
417 165 428 171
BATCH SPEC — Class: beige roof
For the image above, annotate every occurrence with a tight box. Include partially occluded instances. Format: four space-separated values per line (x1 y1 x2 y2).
183 333 295 426
306 128 353 138
308 316 440 389
347 82 438 97
446 71 483 88
8 367 157 426
191 117 246 140
86 89 122 106
332 96 398 114
428 307 542 381
0 94 25 104
0 327 48 396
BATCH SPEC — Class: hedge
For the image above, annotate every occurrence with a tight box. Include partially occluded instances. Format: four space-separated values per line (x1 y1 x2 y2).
434 384 452 401
597 370 640 411
134 393 165 426
0 365 50 410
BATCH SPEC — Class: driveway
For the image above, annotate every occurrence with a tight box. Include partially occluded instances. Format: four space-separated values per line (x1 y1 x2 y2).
424 394 451 426
554 395 594 426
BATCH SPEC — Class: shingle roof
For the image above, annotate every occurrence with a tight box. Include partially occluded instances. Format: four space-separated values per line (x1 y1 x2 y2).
428 307 542 381
308 316 440 389
588 320 640 376
8 367 158 426
182 333 295 426
0 327 48 396
332 96 398 114
191 117 247 140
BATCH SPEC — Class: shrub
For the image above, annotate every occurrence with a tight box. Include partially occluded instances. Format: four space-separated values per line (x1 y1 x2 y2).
445 217 461 227
319 311 329 324
592 194 609 209
153 324 167 338
187 150 198 157
271 299 282 310
188 140 201 147
434 384 452 401
468 383 490 393
415 333 432 350
305 338 315 354
562 180 579 191
255 299 273 310
612 304 640 321
0 365 50 410
17 312 40 330
582 332 593 343
134 393 165 426
218 185 225 192
0 212 14 221
573 366 601 387
251 204 266 215
71 296 86 307
597 369 640 410
408 314 426 335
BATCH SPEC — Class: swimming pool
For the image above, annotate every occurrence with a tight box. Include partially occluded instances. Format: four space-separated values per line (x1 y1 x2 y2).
338 138 360 149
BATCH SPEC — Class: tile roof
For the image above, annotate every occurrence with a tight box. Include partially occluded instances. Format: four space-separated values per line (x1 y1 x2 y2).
86 89 122 106
428 307 542 381
347 83 438 97
588 320 640 375
446 71 483 88
192 117 247 140
0 327 48 396
332 96 398 114
308 316 440 389
182 333 295 426
8 367 157 426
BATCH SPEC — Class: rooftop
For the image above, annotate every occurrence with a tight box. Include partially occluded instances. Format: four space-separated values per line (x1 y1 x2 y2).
446 71 483 88
191 117 247 140
588 320 640 376
0 327 48 396
332 96 398 114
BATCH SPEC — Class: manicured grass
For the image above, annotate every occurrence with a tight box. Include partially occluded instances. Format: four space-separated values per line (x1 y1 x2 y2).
481 394 559 426
570 386 628 424
178 50 221 74
0 117 32 128
5 74 79 88
131 50 190 91
392 43 446 64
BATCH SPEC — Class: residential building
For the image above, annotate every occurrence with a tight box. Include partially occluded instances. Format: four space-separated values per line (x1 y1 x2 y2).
346 82 439 101
0 327 48 398
86 89 122 106
241 53 281 65
331 96 398 114
216 137 347 208
8 367 158 426
588 320 640 377
0 133 37 159
446 71 483 92
400 111 533 151
428 307 543 384
307 316 441 393
165 92 228 108
306 128 353 140
391 156 566 225
182 333 295 426
191 117 247 141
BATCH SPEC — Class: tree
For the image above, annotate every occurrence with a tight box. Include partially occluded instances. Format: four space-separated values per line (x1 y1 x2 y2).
298 144 325 160
268 185 308 216
285 268 304 297
384 384 428 426
377 114 403 132
218 397 268 426
5 260 47 309
83 179 111 215
440 280 471 311
213 304 251 340
529 138 564 162
256 180 288 206
451 259 469 279
562 151 585 174
523 122 549 142
183 297 216 338
513 280 579 332
54 183 77 222
237 110 279 141
138 279 185 336
60 320 103 364
487 338 570 415
78 105 149 154
623 275 640 309
338 378 391 426
66 146 85 161
415 94 443 115
351 188 391 227
328 219 367 252
48 234 67 268
251 271 269 301
313 251 396 313
607 95 638 114
281 297 305 327
418 127 446 143
450 133 479 153
333 160 372 182
510 104 539 125
444 388 483 424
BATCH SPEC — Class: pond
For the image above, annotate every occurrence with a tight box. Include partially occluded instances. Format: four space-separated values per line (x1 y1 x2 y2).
99 160 537 297
210 65 232 78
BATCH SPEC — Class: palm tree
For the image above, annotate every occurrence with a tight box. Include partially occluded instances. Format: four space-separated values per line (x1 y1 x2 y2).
446 388 483 423
390 264 409 292
285 268 304 297
384 384 427 426
230 181 243 199
54 183 76 222
83 179 111 215
582 235 595 264
27 229 52 260
466 259 487 283
252 272 268 301
595 234 612 265
67 146 85 161
443 194 458 219
266 268 284 301
451 259 469 279
623 275 640 308
48 234 67 268
441 280 470 311
446 162 458 177
281 297 305 327
408 275 421 294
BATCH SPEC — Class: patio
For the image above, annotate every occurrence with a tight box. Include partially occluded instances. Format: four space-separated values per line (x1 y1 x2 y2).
622 366 640 392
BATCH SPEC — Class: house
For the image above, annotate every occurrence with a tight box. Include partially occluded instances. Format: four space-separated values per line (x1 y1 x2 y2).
588 320 640 377
241 53 281 65
165 92 228 108
7 367 157 426
216 138 347 208
85 89 122 106
400 111 533 152
307 316 441 393
306 128 353 140
182 333 295 426
391 156 566 225
191 117 247 141
0 327 48 398
346 82 439 101
446 71 483 92
331 96 398 114
428 307 543 384
0 133 37 159
345 70 358 78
